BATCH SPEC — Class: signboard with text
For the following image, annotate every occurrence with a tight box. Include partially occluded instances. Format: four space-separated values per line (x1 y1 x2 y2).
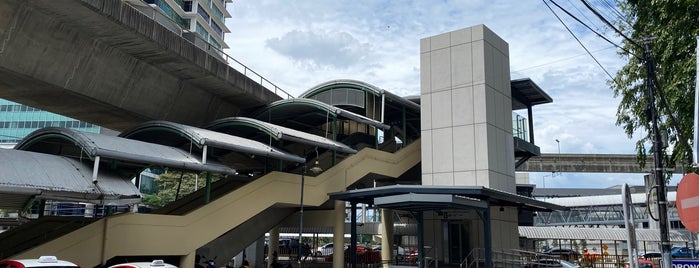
673 259 699 268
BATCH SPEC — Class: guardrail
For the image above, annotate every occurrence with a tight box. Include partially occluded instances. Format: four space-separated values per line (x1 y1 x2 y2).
108 0 294 100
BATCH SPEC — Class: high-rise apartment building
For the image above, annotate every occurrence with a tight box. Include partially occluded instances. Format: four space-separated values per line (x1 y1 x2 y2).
0 99 100 148
145 0 233 50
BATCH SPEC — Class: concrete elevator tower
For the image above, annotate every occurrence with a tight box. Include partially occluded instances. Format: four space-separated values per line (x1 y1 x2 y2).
420 24 519 257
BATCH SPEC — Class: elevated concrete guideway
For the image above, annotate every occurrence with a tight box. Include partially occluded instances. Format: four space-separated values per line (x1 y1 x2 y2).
0 0 288 131
516 153 684 173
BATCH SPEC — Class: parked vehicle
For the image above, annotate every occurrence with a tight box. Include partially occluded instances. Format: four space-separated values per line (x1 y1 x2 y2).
107 260 178 268
624 259 655 268
542 248 581 262
671 246 699 258
371 245 406 256
316 242 342 256
324 245 381 263
524 259 581 268
0 256 80 268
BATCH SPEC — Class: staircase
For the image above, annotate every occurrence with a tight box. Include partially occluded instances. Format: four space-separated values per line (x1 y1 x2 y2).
9 140 421 268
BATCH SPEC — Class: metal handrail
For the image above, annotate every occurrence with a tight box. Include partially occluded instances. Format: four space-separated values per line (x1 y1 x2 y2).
118 0 294 100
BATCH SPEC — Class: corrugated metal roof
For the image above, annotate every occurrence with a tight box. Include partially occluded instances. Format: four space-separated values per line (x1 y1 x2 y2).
0 149 141 209
120 120 306 163
544 192 677 207
518 226 692 242
256 98 390 130
205 117 357 154
16 127 237 175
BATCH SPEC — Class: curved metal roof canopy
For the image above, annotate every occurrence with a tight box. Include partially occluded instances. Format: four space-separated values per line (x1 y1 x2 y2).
15 127 236 175
120 120 305 163
205 117 357 154
299 79 421 112
252 98 390 130
0 149 141 209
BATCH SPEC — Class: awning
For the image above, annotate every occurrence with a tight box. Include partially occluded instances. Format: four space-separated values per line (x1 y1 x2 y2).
16 127 237 175
205 117 357 154
252 98 390 131
120 120 305 163
0 149 141 209
329 185 566 212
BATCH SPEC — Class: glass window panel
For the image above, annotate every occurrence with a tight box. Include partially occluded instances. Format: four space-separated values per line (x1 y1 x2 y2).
332 88 347 104
347 89 364 107
316 91 331 104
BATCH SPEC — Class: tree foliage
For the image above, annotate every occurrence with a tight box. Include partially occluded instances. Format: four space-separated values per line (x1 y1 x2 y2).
141 170 223 209
611 0 699 170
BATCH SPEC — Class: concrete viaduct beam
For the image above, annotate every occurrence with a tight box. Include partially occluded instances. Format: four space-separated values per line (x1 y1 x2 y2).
516 153 684 173
0 0 285 131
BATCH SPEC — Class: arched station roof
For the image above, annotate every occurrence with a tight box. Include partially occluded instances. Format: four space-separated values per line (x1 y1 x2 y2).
15 127 236 175
298 79 420 113
119 120 306 163
0 149 141 209
251 98 390 131
204 117 357 154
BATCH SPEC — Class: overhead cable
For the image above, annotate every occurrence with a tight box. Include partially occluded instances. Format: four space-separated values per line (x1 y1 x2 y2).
543 0 618 83
580 0 641 49
550 0 639 59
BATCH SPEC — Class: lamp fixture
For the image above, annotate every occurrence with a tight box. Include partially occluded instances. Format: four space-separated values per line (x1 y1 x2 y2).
309 160 323 174
308 147 323 174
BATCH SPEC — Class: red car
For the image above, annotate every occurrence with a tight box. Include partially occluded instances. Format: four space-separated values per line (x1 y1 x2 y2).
324 245 381 263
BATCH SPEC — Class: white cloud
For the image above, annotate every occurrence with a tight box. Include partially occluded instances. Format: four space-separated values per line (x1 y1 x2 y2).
224 1 651 188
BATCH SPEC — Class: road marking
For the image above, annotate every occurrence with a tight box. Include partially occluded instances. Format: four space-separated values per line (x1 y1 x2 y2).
681 196 699 209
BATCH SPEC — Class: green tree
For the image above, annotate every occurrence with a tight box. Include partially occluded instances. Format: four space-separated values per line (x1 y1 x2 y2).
141 170 223 209
611 0 699 170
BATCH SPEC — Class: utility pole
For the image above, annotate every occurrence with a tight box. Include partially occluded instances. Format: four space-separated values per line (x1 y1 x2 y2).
643 38 672 268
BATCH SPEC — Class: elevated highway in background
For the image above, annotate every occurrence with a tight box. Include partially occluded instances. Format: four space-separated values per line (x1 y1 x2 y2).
516 153 685 174
0 0 290 131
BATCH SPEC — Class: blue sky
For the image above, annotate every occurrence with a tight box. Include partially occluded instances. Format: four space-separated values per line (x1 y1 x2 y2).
223 1 683 189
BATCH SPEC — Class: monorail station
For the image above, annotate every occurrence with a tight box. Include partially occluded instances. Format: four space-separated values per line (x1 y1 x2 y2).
0 1 627 268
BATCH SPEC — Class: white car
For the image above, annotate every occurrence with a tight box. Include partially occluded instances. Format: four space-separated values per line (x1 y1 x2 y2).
0 256 80 268
107 260 177 268
316 243 337 256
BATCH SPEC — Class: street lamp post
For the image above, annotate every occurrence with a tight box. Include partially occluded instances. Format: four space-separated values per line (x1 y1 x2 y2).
298 149 323 265
297 165 306 264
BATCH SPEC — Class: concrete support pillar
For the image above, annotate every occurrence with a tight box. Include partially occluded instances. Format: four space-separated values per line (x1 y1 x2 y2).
333 201 345 268
182 251 197 268
268 227 279 268
380 209 395 268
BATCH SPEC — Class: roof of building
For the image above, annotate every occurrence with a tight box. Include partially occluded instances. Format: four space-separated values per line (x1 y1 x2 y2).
329 185 566 212
15 127 237 175
511 78 553 110
519 226 692 242
251 98 390 130
0 149 141 209
119 120 305 163
204 117 357 154
298 79 421 112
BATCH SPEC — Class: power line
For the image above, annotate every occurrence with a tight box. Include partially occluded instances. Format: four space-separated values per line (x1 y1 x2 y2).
512 46 614 73
564 0 603 31
543 0 617 82
595 0 633 28
580 0 640 49
549 0 639 59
